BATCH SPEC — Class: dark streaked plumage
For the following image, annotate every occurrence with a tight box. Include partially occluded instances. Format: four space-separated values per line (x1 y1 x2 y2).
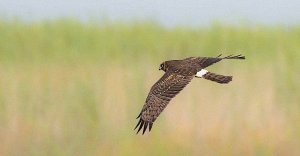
135 54 245 134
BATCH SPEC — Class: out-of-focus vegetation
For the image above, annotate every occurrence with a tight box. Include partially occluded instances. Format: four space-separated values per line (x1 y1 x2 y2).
0 19 299 156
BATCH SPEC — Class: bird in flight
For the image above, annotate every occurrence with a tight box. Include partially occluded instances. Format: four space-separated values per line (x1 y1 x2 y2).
134 54 245 134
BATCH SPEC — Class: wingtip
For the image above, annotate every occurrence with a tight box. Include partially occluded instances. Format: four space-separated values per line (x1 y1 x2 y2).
142 122 149 134
149 123 153 132
136 113 141 119
135 119 154 135
240 55 246 59
223 54 245 60
134 118 142 130
136 120 144 134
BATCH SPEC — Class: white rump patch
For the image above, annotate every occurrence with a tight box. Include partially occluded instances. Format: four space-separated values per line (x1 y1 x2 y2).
196 69 208 78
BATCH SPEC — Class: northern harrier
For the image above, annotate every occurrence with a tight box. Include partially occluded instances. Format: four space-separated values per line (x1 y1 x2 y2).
135 54 245 134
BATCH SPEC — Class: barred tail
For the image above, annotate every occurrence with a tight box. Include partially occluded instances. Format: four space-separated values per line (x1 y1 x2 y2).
202 72 232 84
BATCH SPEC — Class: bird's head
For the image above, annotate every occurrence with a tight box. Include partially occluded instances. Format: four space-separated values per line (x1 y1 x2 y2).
159 61 168 72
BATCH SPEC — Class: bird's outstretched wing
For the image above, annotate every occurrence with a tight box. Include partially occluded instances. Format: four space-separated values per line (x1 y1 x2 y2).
195 54 245 68
135 72 194 134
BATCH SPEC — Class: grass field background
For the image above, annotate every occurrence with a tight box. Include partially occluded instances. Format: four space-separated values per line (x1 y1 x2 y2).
0 19 299 155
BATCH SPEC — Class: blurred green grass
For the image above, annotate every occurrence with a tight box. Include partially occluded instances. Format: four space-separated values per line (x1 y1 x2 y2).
0 19 299 156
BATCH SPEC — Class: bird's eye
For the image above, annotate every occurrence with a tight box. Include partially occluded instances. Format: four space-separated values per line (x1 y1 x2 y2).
159 64 164 70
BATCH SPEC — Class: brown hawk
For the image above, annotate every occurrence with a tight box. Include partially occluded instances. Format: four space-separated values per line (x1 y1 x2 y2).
134 54 245 134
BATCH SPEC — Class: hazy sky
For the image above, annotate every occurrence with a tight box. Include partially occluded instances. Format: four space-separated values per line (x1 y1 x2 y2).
1 0 300 27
